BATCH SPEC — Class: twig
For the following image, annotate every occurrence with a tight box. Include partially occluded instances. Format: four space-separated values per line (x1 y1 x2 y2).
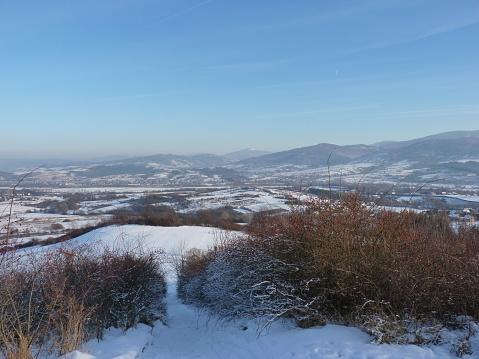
1 166 43 263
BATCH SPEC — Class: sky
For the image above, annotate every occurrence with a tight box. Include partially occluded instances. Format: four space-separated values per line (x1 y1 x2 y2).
1 0 479 159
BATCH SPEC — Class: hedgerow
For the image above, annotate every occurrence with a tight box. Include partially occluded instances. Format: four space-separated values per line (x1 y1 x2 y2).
111 205 245 230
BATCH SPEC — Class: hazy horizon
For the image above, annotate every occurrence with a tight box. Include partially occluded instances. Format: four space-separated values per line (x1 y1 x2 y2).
1 129 478 162
2 0 478 159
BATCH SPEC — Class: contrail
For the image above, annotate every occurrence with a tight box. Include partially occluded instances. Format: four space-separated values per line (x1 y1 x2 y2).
138 0 213 31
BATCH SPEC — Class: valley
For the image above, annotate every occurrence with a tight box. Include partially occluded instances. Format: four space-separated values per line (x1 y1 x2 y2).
1 130 479 246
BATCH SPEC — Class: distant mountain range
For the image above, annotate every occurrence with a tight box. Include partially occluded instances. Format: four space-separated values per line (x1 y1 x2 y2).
1 130 478 188
223 148 272 161
237 131 479 169
238 143 374 168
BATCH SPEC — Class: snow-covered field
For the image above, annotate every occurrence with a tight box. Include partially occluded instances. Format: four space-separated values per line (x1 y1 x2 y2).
55 225 476 359
443 195 479 204
3 184 477 247
1 186 296 244
184 187 291 213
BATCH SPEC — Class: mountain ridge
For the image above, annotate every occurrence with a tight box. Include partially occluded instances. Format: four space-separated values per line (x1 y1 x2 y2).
1 130 478 188
2 130 477 171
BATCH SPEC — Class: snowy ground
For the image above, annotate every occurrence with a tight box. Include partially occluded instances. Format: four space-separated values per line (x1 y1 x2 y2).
4 184 477 246
1 186 295 244
55 225 476 359
443 195 479 204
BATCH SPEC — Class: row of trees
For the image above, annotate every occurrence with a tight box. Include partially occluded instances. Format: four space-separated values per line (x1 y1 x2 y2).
111 204 251 231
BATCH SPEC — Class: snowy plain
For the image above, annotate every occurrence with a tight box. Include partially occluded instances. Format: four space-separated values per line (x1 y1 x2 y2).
51 225 478 359
0 186 294 244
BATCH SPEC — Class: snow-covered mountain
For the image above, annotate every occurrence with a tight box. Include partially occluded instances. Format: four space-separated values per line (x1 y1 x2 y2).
223 148 273 161
237 131 479 168
237 143 375 167
1 130 478 188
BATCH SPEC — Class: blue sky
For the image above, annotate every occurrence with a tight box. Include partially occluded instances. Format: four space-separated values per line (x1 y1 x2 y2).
1 0 478 159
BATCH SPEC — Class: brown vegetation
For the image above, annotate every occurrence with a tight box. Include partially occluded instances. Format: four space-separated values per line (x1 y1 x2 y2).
178 192 479 349
0 240 166 358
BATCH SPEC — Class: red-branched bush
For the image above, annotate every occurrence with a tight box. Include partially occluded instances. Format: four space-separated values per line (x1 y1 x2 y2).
0 240 167 357
179 192 479 333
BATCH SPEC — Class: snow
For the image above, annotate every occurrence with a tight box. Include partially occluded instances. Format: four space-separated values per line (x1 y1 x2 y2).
84 225 220 252
183 187 292 212
444 195 479 203
64 326 152 359
53 225 474 359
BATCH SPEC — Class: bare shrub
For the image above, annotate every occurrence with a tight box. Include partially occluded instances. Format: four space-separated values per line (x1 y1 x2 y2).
0 261 44 359
0 238 167 357
50 223 64 230
179 191 479 347
88 244 167 334
246 193 479 325
177 248 215 307
207 243 321 330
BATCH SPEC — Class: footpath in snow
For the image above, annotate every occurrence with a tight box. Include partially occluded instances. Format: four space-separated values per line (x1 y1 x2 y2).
62 225 475 359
